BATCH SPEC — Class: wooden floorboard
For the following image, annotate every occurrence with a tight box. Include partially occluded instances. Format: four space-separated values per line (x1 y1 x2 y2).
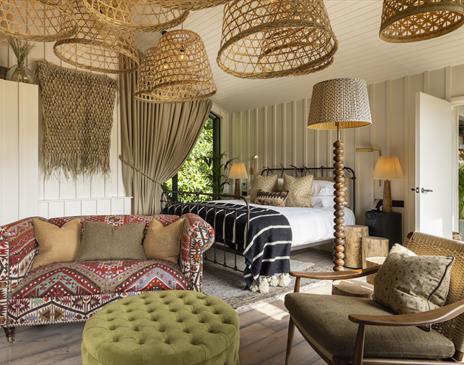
0 249 333 365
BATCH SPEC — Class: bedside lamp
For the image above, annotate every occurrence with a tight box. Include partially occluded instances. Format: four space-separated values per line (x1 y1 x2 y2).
228 162 248 196
373 156 403 213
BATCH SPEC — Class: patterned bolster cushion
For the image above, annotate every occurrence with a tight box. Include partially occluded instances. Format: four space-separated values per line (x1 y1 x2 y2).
255 190 289 207
179 213 215 291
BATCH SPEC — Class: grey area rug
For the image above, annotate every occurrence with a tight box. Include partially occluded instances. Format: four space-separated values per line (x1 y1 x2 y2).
202 251 331 312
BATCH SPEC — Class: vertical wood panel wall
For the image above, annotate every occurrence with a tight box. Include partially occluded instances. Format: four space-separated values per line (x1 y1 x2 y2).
225 64 464 237
0 42 130 222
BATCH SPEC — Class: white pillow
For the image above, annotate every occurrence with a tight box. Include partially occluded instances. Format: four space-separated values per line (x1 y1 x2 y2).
311 180 334 196
311 195 333 208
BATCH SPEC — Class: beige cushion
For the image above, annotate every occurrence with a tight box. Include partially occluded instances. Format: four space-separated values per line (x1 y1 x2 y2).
374 244 454 314
249 175 278 202
32 218 81 269
143 218 185 263
77 222 146 261
285 293 455 360
283 174 313 207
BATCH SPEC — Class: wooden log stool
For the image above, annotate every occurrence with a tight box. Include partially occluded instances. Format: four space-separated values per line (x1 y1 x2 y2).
344 225 369 269
361 236 389 268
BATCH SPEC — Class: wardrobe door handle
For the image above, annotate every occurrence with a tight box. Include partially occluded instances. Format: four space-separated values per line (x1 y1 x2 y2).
421 188 433 194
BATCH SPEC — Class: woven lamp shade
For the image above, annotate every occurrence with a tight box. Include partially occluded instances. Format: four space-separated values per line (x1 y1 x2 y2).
0 0 76 42
82 0 188 32
135 30 216 102
217 0 337 79
308 78 372 130
54 0 139 74
380 0 464 42
155 0 230 10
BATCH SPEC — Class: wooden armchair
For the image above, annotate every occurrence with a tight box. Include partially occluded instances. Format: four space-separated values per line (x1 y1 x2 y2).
285 232 464 365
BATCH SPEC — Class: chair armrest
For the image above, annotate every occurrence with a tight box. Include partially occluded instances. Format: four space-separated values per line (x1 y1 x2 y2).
291 266 380 281
179 213 215 292
0 217 38 326
349 299 464 327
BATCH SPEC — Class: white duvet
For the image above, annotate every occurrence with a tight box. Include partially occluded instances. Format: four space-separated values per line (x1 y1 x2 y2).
219 200 356 248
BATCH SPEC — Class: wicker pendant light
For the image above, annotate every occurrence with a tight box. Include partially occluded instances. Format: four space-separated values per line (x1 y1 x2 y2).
82 0 188 32
135 30 216 102
380 0 464 42
0 0 76 42
54 0 139 74
154 0 230 11
217 0 337 79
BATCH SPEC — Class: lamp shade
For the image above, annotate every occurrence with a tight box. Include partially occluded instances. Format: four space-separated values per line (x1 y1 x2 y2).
308 78 372 130
373 156 403 180
228 162 248 180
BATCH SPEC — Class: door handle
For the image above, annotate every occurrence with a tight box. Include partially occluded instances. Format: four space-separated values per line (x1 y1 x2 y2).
421 188 433 194
410 187 419 193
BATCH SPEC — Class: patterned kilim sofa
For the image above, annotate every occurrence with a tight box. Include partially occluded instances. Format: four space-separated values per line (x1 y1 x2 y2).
0 214 214 342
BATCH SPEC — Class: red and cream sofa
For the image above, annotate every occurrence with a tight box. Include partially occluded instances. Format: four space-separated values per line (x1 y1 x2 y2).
0 214 214 342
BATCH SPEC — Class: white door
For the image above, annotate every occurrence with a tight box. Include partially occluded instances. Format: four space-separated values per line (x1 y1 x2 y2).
415 92 454 238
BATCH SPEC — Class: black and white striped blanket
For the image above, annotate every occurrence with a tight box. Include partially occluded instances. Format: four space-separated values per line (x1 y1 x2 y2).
163 201 292 288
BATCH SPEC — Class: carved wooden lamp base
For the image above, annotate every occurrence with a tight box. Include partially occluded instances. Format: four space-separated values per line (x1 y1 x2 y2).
333 137 346 271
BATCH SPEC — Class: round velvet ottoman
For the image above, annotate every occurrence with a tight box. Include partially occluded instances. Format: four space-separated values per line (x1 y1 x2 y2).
81 291 240 365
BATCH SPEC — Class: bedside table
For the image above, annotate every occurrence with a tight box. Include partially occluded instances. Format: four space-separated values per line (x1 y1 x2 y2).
365 210 402 248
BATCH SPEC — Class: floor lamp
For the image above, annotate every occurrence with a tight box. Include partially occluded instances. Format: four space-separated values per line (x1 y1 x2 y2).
308 78 372 271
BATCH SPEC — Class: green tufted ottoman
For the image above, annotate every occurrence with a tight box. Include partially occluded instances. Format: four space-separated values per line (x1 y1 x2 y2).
81 291 240 365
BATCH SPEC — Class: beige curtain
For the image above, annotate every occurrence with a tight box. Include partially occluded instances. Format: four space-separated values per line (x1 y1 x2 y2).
120 59 212 214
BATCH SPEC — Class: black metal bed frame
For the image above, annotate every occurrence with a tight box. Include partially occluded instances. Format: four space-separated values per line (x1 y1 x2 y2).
161 165 356 272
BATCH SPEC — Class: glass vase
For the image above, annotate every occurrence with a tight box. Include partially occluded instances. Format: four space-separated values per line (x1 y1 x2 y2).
7 62 34 84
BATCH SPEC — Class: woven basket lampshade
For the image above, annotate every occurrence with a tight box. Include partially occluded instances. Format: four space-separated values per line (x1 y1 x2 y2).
54 0 139 74
0 0 76 42
82 0 188 32
308 78 372 130
217 0 338 79
154 0 230 10
135 30 216 102
380 0 464 42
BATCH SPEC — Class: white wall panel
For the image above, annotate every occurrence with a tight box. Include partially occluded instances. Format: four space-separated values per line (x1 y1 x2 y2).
225 64 464 238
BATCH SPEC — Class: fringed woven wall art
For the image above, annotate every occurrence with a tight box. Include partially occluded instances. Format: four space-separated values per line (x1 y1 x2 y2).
36 61 117 177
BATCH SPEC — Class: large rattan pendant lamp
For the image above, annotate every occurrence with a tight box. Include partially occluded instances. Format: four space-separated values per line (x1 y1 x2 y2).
380 0 464 42
308 78 372 271
217 0 337 79
155 0 230 10
0 0 76 42
82 0 188 32
54 0 139 74
135 29 216 102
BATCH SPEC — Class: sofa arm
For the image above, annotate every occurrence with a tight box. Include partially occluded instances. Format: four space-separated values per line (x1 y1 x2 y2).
179 213 215 292
0 217 38 325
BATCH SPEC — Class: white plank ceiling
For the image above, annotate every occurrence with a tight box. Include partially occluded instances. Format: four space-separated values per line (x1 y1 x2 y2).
135 0 464 112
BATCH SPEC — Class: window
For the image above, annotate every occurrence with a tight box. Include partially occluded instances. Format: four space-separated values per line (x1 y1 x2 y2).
166 112 221 196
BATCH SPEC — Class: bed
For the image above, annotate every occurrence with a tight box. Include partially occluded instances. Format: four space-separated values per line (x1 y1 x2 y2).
161 166 356 291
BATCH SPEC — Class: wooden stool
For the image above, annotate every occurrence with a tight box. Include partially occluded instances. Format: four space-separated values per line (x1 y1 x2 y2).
332 279 373 298
362 236 389 268
365 256 386 285
344 225 369 269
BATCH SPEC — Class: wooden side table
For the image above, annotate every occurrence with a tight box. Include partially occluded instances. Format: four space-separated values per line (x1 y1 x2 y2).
344 225 369 269
362 236 389 268
365 210 402 248
365 257 386 285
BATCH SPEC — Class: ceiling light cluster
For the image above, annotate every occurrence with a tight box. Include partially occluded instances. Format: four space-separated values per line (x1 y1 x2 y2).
0 0 462 102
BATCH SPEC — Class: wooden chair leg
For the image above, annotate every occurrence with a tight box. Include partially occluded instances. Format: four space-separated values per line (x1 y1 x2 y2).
285 317 295 365
352 324 365 365
3 327 15 343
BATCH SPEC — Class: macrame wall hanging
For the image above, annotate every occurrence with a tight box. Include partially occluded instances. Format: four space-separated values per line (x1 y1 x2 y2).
36 61 117 177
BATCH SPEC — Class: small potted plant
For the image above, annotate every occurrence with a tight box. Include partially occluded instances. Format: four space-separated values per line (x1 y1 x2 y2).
7 37 34 83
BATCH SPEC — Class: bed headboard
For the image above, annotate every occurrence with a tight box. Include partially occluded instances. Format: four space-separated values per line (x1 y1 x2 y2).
260 165 356 214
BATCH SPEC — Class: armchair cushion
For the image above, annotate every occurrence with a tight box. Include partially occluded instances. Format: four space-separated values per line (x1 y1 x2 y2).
285 293 455 361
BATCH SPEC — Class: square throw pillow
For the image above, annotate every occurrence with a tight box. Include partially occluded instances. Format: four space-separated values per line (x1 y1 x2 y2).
143 218 185 263
255 190 289 207
313 177 349 205
283 174 313 207
249 175 278 202
77 222 146 261
32 218 81 269
374 244 454 315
